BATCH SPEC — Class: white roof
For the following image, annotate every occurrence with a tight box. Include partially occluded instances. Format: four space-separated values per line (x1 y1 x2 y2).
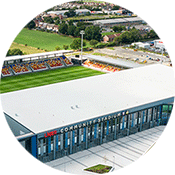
93 17 143 25
5 50 73 61
47 10 68 15
76 9 90 12
85 55 141 68
1 65 175 134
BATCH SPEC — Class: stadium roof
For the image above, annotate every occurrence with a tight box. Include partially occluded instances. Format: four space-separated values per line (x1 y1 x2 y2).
85 55 141 68
93 17 143 25
1 65 175 134
5 50 73 61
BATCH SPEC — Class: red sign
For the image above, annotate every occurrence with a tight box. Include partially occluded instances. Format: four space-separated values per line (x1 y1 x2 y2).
44 130 57 138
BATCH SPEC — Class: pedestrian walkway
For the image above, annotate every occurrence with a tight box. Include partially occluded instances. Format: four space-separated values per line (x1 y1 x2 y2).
46 126 165 174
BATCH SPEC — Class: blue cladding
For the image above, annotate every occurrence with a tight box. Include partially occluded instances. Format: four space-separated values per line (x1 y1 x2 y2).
56 135 58 151
131 114 134 127
122 116 125 130
83 127 86 142
65 132 68 148
94 124 97 138
142 111 145 124
31 136 37 158
48 137 51 153
106 121 109 135
72 130 75 146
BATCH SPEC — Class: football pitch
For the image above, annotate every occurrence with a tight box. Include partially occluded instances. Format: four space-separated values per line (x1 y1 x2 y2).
0 66 105 94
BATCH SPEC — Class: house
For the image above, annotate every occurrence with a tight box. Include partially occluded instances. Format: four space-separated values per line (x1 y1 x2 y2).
46 24 55 31
34 20 40 27
38 22 48 29
103 33 121 43
53 25 59 32
131 42 150 49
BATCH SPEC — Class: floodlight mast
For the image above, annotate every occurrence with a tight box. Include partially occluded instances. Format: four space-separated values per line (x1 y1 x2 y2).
80 30 85 65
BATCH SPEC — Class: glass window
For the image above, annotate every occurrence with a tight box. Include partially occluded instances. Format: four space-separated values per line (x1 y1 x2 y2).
148 108 152 122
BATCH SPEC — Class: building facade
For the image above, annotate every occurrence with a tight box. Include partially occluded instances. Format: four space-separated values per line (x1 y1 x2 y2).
2 64 174 163
5 98 173 163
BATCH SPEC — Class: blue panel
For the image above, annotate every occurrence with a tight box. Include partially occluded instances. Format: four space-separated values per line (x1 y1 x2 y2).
159 105 162 118
65 132 68 148
94 124 97 139
131 114 134 127
122 116 125 130
31 136 37 158
142 111 145 124
48 137 51 153
83 127 86 142
158 105 162 126
56 135 58 151
72 130 75 146
106 121 109 135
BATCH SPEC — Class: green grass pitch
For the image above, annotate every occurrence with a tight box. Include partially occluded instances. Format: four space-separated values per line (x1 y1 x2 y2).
0 66 105 94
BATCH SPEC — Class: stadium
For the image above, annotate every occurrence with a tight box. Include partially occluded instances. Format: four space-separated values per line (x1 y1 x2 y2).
1 51 174 164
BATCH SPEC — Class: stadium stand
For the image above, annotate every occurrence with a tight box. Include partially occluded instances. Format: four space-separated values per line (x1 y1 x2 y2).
10 63 31 75
1 66 13 76
60 55 73 66
1 54 73 77
46 58 64 69
83 60 122 72
30 61 48 71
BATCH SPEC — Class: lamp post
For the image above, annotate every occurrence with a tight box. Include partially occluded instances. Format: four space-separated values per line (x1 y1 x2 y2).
161 47 164 64
113 156 115 168
80 30 85 65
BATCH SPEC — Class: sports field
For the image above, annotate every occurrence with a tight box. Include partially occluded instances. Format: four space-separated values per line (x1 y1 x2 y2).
13 29 74 51
12 29 90 52
0 66 104 94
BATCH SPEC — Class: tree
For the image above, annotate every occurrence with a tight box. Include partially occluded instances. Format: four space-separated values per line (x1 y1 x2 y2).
25 20 35 30
54 19 60 25
112 5 120 10
6 49 23 56
129 28 140 42
85 26 102 41
64 9 76 17
74 27 81 37
63 45 69 50
68 20 74 26
89 40 98 48
68 25 76 36
44 16 54 24
148 30 159 39
59 23 68 34
55 46 61 50
70 38 86 50
112 25 125 32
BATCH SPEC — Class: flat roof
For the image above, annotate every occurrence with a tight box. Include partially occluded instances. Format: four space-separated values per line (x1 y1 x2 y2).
4 50 73 61
1 65 174 134
93 17 143 25
85 55 141 68
124 17 143 22
94 18 127 24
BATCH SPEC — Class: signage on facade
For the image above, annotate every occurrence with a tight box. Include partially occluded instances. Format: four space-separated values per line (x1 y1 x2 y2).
44 130 57 138
42 111 129 137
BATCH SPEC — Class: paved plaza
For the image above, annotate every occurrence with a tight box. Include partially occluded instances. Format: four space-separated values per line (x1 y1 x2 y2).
46 126 165 174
